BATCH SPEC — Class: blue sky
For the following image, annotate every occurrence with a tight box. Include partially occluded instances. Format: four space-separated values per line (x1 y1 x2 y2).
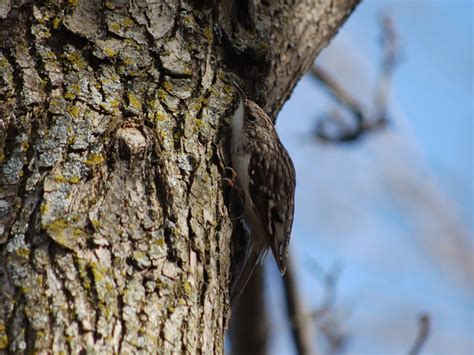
269 1 473 354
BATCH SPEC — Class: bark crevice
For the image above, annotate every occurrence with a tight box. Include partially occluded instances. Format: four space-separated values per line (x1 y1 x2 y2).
0 1 359 353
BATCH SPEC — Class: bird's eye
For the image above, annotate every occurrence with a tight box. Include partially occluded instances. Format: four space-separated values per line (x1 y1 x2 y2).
246 114 256 122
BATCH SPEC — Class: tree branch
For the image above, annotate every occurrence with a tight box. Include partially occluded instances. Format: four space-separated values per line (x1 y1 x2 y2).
311 14 399 142
218 0 361 118
408 313 430 355
283 254 315 355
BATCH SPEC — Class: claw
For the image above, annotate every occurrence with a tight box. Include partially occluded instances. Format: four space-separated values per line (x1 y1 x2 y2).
223 177 235 188
223 166 242 197
224 166 237 182
223 166 245 220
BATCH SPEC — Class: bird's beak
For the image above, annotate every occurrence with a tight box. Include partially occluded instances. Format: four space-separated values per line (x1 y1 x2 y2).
232 81 247 101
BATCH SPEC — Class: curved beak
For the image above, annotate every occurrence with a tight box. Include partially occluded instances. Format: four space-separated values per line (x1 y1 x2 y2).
232 81 247 101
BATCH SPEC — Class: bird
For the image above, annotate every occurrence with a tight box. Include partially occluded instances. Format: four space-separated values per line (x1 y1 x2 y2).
228 82 296 304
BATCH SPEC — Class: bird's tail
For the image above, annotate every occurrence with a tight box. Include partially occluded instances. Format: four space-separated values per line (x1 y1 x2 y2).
230 240 267 306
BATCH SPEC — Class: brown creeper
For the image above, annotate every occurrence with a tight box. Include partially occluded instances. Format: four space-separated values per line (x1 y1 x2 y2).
230 82 296 304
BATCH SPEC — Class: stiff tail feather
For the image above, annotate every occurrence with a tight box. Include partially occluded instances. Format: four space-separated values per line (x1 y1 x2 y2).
230 241 267 306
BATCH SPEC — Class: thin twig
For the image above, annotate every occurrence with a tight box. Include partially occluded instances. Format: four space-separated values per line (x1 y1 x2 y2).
408 313 430 355
305 259 341 320
374 14 399 122
304 257 348 354
311 14 399 143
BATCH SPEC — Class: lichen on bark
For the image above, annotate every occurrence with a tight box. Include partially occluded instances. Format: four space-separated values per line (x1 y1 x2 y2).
1 1 234 352
0 0 359 353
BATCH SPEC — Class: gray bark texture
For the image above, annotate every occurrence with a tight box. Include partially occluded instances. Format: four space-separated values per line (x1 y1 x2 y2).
0 0 359 353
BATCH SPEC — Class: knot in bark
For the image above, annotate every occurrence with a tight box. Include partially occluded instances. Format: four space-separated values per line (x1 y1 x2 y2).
116 127 147 161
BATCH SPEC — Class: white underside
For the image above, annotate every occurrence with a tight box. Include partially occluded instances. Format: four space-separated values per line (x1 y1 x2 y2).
231 100 252 207
231 99 266 246
229 99 271 303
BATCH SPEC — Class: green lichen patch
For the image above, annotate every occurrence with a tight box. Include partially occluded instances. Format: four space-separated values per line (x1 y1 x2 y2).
84 153 105 166
97 67 123 113
86 259 118 315
15 246 31 259
0 334 8 350
64 83 81 101
203 26 213 43
44 218 84 250
64 92 76 100
133 250 151 270
194 118 204 128
66 104 81 119
90 219 101 230
154 111 167 122
190 96 208 114
145 231 167 264
100 98 121 114
54 173 80 184
19 139 30 153
103 47 117 58
116 42 153 77
182 96 210 139
93 38 124 61
162 77 193 100
62 46 88 70
50 160 85 187
157 88 180 112
163 80 173 93
126 92 142 114
182 280 192 297
105 12 145 44
48 96 67 114
52 17 61 29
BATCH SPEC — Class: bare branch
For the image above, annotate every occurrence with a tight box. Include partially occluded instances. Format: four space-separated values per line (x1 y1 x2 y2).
310 65 365 142
311 14 399 143
408 313 431 355
375 14 400 121
283 254 315 355
305 258 349 354
305 259 341 320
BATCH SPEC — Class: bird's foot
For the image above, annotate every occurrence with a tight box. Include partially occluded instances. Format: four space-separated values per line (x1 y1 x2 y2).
223 167 245 199
223 166 238 189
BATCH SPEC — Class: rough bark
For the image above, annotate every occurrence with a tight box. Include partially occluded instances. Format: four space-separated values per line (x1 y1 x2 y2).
0 0 359 353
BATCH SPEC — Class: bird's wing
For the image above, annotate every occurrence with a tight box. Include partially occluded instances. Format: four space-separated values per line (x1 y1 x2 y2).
248 142 296 274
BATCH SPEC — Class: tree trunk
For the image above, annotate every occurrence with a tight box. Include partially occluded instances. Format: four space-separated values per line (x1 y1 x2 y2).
0 0 359 353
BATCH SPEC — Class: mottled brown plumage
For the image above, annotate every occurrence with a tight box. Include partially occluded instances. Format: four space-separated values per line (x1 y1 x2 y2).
230 83 296 304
